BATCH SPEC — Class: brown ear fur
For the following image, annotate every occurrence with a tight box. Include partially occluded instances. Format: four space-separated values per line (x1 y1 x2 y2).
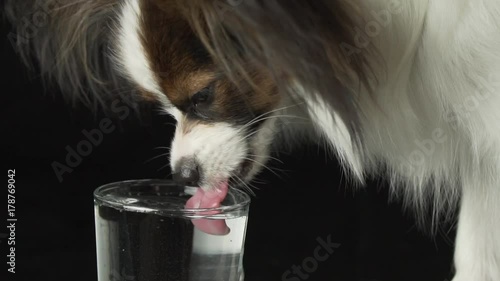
175 0 377 128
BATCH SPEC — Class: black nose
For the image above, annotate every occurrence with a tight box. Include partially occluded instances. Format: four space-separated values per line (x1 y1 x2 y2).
172 158 200 186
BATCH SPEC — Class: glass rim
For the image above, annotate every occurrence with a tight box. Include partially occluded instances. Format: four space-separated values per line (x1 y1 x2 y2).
93 179 251 215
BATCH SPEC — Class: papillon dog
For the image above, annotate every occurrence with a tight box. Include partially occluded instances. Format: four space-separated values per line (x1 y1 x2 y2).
5 0 500 280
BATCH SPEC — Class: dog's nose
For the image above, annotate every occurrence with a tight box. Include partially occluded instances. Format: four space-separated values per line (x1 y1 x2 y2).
172 158 200 186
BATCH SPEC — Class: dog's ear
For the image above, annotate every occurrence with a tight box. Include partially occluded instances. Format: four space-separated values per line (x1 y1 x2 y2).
176 0 378 128
4 0 135 108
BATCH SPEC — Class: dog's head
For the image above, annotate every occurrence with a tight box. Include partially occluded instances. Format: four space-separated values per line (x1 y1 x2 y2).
6 0 372 197
114 0 373 195
117 0 287 192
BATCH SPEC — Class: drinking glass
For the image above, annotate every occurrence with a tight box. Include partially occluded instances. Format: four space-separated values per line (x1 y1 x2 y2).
93 179 250 281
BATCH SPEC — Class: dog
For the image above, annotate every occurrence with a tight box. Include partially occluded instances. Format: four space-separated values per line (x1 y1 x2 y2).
5 0 500 280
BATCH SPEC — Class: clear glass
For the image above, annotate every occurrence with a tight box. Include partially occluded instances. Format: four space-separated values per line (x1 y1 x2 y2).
93 179 250 281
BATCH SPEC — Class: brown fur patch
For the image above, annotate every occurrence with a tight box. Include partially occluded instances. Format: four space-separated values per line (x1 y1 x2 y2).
210 68 279 121
175 0 378 134
139 0 214 104
139 0 280 124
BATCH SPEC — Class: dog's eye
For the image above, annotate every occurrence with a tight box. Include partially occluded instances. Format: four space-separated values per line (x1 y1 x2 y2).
191 86 212 107
189 86 214 119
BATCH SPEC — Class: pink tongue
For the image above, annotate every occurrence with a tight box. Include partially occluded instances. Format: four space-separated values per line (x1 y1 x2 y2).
185 182 230 235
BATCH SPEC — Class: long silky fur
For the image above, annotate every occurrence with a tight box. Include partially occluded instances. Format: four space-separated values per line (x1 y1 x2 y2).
176 0 378 128
3 0 130 107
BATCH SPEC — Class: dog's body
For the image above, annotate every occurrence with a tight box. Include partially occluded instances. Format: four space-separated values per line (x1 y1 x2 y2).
5 0 500 280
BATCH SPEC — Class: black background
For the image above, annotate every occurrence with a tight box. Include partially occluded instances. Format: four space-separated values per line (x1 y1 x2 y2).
1 18 456 281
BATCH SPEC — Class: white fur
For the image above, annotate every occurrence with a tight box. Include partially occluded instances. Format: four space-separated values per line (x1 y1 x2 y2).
291 84 365 181
168 109 278 191
289 1 500 280
115 0 170 107
169 118 244 187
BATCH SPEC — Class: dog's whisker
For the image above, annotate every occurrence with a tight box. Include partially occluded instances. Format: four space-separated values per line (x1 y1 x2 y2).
247 153 284 164
249 178 267 185
242 157 284 180
143 152 170 164
156 163 171 172
238 114 309 134
229 172 257 196
153 146 171 150
236 103 307 133
244 103 304 125
241 129 261 141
